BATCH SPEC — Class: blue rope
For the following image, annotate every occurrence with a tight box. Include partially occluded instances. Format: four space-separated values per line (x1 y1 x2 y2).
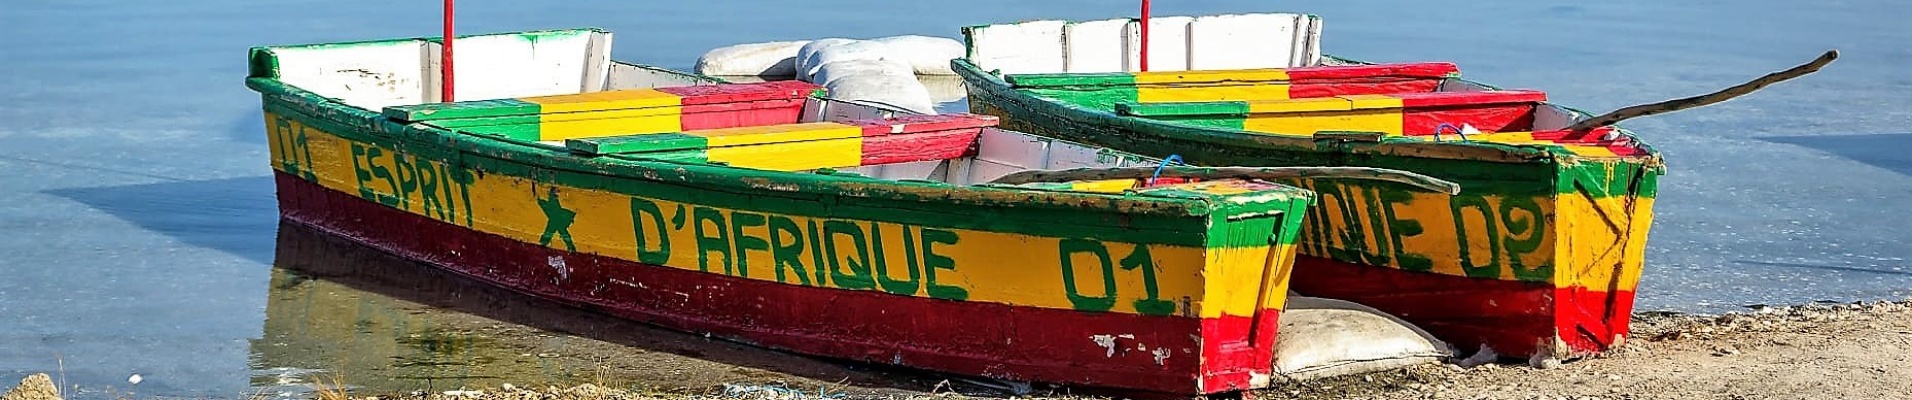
1433 123 1470 142
1148 154 1184 186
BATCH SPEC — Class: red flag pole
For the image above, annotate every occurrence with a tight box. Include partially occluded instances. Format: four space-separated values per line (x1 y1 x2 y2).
441 0 456 102
1138 0 1151 72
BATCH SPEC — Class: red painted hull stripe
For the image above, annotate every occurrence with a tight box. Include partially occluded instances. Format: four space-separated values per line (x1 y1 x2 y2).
1287 254 1633 357
272 172 1262 395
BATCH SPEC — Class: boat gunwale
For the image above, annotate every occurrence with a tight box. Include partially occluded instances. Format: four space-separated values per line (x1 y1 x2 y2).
949 53 1667 170
243 40 1316 220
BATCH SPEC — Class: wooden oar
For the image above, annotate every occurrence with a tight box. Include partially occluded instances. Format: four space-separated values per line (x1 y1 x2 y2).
1567 49 1840 132
987 166 1463 195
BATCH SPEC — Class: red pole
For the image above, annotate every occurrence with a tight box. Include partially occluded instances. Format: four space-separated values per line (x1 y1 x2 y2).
441 0 456 102
1138 0 1151 72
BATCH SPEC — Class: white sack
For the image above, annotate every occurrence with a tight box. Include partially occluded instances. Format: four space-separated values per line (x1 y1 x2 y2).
825 74 936 115
798 40 897 81
694 40 810 77
793 38 857 80
868 35 964 75
1272 295 1456 381
811 59 915 88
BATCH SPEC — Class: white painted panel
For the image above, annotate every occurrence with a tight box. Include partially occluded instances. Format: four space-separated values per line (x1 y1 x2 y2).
968 20 1066 74
422 42 444 103
1533 105 1583 131
273 41 429 111
965 159 1028 184
973 127 1051 168
1122 16 1192 72
582 32 613 92
449 31 595 101
852 160 948 181
1063 19 1131 73
1300 17 1324 66
1188 14 1301 70
607 62 715 90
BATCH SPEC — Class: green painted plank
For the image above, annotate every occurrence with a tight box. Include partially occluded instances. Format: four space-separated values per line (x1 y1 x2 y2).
1116 101 1250 118
567 133 707 155
1006 72 1137 88
384 99 540 122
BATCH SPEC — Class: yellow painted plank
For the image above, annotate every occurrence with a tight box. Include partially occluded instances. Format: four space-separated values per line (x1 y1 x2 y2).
1343 94 1406 110
522 89 681 113
688 122 862 147
1135 69 1291 84
1069 179 1139 193
705 138 865 171
537 112 683 141
1138 84 1292 103
1244 97 1352 113
1243 110 1404 135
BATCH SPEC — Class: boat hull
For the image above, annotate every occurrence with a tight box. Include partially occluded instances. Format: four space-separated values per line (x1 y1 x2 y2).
956 59 1661 360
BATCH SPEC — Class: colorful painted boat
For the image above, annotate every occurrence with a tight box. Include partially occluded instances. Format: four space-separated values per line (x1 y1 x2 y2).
952 14 1665 362
245 28 1463 396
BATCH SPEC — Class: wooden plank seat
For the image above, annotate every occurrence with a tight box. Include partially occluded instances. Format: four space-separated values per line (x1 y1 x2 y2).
380 81 824 141
564 113 1001 171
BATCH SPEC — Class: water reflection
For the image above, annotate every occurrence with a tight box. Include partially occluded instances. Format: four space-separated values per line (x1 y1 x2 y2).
251 221 970 398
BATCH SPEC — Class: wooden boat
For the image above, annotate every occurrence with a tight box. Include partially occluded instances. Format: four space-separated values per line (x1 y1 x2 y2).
244 28 1463 396
952 14 1665 362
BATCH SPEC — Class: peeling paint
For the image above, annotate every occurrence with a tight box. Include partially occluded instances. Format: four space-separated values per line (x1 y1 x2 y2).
547 255 570 280
1151 347 1171 365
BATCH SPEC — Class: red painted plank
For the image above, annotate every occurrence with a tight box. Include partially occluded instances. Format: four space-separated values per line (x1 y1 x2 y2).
1402 104 1538 135
1287 79 1446 98
272 172 1255 395
655 81 822 105
1393 89 1547 108
1286 254 1629 358
1284 62 1460 81
860 128 982 165
678 98 808 131
842 113 1001 137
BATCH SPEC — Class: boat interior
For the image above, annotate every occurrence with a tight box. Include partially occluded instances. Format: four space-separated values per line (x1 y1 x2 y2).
962 14 1650 158
260 28 1256 196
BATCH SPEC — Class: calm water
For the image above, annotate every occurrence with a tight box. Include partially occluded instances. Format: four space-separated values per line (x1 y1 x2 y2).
1 0 1908 398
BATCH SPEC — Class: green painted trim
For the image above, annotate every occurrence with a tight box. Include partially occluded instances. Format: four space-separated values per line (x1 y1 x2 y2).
1116 101 1249 118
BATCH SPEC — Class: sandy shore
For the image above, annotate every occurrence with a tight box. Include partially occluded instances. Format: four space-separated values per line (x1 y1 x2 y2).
12 299 1912 400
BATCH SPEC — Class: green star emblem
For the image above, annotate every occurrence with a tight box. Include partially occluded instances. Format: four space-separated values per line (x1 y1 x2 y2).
537 187 577 252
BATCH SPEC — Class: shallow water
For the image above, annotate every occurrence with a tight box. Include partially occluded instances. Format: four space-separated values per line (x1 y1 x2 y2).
0 0 1907 398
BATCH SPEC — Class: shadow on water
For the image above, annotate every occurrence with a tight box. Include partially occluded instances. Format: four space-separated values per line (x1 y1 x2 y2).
1760 133 1912 177
43 176 279 264
256 221 1013 398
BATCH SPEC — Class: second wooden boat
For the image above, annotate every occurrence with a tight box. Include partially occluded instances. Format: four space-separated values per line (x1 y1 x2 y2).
952 13 1665 362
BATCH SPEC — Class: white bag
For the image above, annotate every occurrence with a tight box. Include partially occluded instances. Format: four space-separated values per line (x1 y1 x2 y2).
825 74 937 115
811 59 915 88
798 40 897 81
868 35 965 75
793 38 857 80
693 40 810 77
1271 295 1456 381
